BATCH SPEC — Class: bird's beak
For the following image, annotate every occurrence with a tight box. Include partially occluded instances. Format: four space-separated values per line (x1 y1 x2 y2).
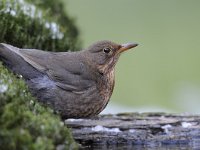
118 42 138 53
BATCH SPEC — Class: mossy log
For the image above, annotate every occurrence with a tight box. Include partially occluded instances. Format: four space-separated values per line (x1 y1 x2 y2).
0 0 80 149
65 112 200 149
0 0 80 51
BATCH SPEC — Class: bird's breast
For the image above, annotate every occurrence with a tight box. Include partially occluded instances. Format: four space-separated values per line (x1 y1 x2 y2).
97 69 115 111
104 69 115 96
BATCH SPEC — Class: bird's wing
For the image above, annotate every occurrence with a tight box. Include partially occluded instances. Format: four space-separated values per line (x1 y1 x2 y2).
2 44 94 91
21 49 94 91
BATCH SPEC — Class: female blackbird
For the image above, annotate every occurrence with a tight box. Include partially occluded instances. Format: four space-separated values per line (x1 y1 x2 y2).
0 41 138 118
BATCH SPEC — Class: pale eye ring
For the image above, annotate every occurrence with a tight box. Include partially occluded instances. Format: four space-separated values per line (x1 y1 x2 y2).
103 47 111 53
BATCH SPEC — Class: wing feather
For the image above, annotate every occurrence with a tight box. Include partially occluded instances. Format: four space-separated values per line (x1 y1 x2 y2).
1 44 94 91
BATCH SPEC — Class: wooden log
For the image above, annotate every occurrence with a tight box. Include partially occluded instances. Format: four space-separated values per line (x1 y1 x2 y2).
65 112 200 149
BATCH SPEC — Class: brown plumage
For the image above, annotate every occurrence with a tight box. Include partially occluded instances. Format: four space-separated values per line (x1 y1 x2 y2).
0 41 138 118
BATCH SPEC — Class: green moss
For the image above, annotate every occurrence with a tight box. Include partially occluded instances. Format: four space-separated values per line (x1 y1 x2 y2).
0 63 78 149
25 0 80 43
0 0 81 51
0 0 81 149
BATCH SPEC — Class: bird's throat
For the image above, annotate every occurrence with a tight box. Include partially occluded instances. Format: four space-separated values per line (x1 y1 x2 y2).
97 57 118 75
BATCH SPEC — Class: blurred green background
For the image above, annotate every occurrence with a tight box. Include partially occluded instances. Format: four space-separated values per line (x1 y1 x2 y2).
65 0 200 113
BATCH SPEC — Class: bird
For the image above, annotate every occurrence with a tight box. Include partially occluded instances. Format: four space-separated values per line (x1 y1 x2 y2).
0 41 138 118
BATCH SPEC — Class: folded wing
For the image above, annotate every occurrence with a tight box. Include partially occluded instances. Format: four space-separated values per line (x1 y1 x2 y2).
0 43 94 92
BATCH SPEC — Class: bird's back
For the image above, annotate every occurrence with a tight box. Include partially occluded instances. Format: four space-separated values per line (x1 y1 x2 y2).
0 43 44 79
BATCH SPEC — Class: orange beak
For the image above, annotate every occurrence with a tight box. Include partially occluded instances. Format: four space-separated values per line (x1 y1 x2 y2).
118 42 138 53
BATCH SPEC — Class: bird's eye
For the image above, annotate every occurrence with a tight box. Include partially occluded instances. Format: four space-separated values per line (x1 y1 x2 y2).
103 47 111 53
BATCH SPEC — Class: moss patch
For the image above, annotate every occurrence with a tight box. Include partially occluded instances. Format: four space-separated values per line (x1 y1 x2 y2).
0 63 78 149
0 0 80 51
0 0 81 149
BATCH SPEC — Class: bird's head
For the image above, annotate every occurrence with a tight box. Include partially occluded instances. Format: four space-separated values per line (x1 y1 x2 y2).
84 40 138 74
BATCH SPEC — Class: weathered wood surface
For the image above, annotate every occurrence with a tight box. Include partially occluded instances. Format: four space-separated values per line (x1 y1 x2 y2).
65 112 200 149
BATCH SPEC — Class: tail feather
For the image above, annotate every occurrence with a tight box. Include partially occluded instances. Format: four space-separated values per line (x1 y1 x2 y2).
0 43 43 80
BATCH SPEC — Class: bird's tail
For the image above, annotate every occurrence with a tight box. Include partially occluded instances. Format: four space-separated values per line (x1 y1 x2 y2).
0 43 43 79
0 43 21 71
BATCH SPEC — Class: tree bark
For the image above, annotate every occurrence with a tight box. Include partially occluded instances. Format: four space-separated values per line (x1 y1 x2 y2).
65 112 200 149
